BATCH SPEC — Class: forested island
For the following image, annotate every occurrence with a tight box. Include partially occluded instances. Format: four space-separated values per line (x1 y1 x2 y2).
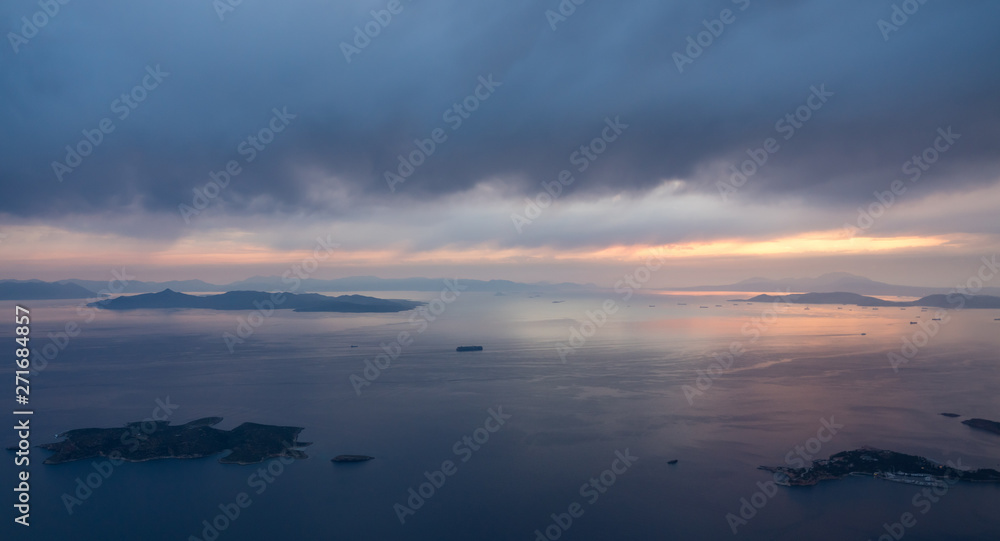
33 417 310 465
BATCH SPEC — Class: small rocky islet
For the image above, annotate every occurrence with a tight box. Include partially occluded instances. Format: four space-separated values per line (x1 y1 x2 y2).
962 418 1000 435
332 455 375 463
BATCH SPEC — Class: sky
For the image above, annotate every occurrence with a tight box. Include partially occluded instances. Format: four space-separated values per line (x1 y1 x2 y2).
1 0 999 287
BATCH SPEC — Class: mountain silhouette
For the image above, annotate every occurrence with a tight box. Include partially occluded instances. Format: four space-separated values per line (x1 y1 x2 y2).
741 291 1000 309
0 279 96 300
89 290 422 313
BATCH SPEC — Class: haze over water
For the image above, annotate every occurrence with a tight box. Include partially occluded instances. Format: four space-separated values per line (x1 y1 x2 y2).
4 1 1000 539
3 291 999 540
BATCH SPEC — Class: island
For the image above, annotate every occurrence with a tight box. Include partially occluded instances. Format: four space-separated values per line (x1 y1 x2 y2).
939 413 961 418
758 448 1000 486
733 292 1000 309
89 289 423 313
962 418 1000 436
31 417 311 465
456 346 484 352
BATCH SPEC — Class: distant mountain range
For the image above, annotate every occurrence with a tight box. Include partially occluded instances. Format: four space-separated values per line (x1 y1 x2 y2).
2 272 998 300
0 276 590 300
214 276 590 294
0 279 97 300
677 272 1000 297
740 292 1000 309
90 290 423 313
65 275 588 294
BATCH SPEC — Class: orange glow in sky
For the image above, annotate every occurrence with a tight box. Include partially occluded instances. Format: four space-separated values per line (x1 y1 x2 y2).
0 225 957 272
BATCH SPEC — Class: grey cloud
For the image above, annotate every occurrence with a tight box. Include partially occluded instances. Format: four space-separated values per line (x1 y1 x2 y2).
1 0 999 241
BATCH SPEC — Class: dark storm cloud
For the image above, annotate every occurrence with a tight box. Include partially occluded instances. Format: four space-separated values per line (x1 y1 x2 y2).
1 0 999 235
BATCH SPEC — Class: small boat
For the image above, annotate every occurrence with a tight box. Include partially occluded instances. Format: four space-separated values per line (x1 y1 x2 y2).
909 322 917 324
456 346 484 352
861 333 867 336
667 459 679 465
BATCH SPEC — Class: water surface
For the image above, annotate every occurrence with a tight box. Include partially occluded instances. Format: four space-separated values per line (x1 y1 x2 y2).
2 292 999 540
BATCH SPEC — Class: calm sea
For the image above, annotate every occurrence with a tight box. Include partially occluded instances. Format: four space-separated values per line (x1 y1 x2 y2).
2 291 999 540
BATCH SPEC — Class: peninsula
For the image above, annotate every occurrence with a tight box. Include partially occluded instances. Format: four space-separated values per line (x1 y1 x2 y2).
759 448 1000 486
